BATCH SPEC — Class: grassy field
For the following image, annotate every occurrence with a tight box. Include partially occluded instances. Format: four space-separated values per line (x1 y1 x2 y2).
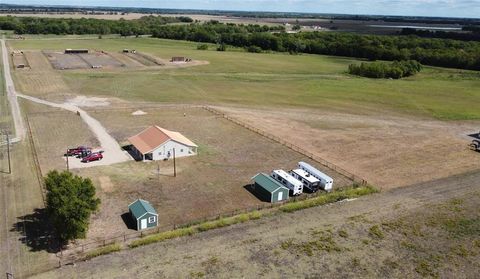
8 37 480 120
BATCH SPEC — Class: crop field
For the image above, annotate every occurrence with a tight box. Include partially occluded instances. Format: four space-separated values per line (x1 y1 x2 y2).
25 105 353 243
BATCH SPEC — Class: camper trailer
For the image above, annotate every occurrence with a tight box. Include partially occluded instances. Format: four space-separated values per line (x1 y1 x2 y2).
298 162 333 192
290 168 321 193
271 170 303 196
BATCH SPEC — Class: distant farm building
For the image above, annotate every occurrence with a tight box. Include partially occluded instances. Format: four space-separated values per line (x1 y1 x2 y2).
171 56 191 62
251 173 289 203
128 199 158 231
128 126 198 161
65 49 89 54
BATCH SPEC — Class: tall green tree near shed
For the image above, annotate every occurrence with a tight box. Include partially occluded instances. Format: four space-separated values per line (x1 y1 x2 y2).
45 170 100 243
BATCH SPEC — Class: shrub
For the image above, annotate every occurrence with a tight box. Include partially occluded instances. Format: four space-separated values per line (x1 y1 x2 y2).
216 43 227 51
197 44 209 50
246 45 262 53
348 60 422 79
368 225 385 239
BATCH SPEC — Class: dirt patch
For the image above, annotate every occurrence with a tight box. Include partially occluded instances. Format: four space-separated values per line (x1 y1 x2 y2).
99 176 114 193
65 96 110 107
131 110 147 116
43 51 124 70
217 106 480 189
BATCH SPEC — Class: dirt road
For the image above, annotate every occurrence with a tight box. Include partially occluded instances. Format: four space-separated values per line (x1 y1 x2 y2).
17 94 130 168
31 170 480 278
1 37 25 141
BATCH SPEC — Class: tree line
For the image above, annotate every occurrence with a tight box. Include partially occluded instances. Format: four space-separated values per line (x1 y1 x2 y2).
348 60 422 79
151 22 480 71
0 15 193 36
400 28 480 42
1 16 479 70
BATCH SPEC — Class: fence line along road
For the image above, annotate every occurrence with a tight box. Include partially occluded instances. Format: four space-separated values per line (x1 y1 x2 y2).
25 114 46 206
202 106 368 186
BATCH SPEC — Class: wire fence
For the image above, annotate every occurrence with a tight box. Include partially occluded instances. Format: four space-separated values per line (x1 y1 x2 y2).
202 106 368 186
25 114 46 206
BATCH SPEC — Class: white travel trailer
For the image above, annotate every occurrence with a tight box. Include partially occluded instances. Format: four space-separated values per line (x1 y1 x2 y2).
298 162 333 192
271 170 303 196
290 168 321 193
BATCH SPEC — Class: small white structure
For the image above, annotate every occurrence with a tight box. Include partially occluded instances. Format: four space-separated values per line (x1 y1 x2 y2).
271 169 303 196
290 169 321 193
298 162 333 192
128 126 198 161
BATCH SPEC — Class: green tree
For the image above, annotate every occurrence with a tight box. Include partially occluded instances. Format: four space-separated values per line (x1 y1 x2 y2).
45 170 100 243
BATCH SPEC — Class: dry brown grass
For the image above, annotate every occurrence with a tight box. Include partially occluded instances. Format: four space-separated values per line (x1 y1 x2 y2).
25 104 353 243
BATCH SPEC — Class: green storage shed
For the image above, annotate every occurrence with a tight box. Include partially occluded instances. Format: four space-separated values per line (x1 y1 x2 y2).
128 199 158 231
252 173 290 203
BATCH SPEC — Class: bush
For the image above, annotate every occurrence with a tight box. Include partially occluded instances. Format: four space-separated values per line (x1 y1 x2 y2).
348 60 422 79
216 43 227 51
197 44 209 50
246 45 263 53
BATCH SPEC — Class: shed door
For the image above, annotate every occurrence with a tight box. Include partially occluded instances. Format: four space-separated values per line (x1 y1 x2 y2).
141 218 147 230
278 191 283 201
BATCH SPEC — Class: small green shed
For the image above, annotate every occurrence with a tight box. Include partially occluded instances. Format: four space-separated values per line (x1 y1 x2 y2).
252 173 290 203
128 199 158 231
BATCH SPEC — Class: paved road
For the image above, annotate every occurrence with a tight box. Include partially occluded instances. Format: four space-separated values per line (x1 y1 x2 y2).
17 93 131 168
1 36 25 141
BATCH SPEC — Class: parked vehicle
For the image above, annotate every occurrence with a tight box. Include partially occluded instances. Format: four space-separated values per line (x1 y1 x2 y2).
298 162 333 192
271 170 303 196
65 146 91 157
81 152 103 163
77 149 92 158
290 168 321 193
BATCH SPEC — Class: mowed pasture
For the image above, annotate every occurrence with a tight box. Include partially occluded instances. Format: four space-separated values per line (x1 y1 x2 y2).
8 37 480 120
26 105 353 242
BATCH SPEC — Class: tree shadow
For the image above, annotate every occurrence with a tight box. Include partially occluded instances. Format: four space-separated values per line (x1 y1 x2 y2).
10 208 61 253
121 212 137 230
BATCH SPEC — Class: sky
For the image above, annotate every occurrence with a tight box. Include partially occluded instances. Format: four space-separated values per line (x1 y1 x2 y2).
5 0 480 18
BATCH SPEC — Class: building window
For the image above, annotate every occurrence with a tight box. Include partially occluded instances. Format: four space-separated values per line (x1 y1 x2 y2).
148 216 156 224
181 149 184 152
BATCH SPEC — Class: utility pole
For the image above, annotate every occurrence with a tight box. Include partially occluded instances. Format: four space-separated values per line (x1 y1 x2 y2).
6 132 11 174
66 148 69 172
173 148 176 177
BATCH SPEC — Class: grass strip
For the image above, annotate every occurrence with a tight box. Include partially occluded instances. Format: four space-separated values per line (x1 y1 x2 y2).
128 227 195 248
279 185 378 213
84 243 121 260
